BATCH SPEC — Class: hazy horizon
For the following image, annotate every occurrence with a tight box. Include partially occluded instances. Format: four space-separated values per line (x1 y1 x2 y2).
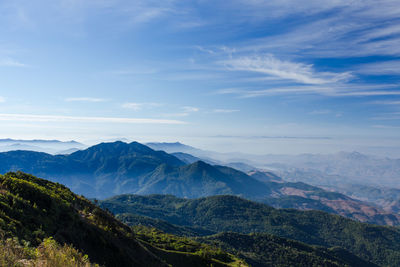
1 1 400 156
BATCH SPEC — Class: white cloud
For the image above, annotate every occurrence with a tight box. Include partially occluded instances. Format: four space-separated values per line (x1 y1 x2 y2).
122 102 161 110
0 97 5 103
0 58 26 67
160 112 190 117
372 124 400 129
371 112 400 120
338 91 400 96
232 0 352 19
309 110 331 115
122 103 143 110
160 106 199 117
182 106 199 112
213 109 239 113
65 97 107 102
221 54 352 85
370 100 400 105
0 113 185 124
356 60 400 75
108 68 158 76
216 84 400 98
217 1 400 59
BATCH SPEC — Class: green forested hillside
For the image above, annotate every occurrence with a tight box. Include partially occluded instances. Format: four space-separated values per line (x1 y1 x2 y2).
100 194 400 266
199 232 377 267
0 171 382 266
136 161 272 198
116 213 215 237
0 172 244 267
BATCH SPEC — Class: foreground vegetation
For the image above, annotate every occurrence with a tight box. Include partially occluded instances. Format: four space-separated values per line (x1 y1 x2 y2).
0 172 245 266
0 235 96 267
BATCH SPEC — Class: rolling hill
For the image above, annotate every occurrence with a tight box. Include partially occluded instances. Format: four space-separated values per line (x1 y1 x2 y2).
0 171 373 267
0 171 245 267
100 194 400 266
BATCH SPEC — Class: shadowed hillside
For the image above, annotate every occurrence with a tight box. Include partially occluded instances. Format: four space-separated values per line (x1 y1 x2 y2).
100 194 400 266
0 172 245 267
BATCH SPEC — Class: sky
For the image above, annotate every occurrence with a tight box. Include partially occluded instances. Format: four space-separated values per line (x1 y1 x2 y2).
1 0 400 156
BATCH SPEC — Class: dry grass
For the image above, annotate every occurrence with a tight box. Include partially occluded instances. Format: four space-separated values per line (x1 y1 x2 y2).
0 236 98 267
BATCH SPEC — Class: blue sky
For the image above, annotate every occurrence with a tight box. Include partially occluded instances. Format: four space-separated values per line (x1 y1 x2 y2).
1 0 400 156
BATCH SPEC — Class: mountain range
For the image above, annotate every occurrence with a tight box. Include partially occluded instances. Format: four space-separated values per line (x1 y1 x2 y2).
0 138 86 154
147 142 400 189
0 141 399 226
147 142 400 214
1 171 382 267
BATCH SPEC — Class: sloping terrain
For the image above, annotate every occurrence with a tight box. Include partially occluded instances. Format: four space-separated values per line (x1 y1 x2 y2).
0 172 244 267
198 232 377 267
100 194 400 266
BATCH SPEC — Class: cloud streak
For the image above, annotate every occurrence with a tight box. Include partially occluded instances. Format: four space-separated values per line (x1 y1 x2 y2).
0 113 185 124
212 109 239 113
210 134 332 140
0 58 26 67
356 60 400 75
122 102 162 110
221 54 352 85
226 0 400 58
216 83 400 98
182 106 199 112
65 97 108 103
370 100 400 105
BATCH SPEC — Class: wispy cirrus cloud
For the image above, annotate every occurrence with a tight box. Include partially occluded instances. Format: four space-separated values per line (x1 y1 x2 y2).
161 106 199 118
122 102 162 110
309 109 343 117
107 68 158 76
221 54 352 85
369 100 400 105
65 97 107 103
372 124 400 129
226 1 400 58
309 110 332 115
356 60 400 75
0 58 26 67
0 0 180 30
371 112 400 120
210 134 332 140
212 109 239 113
182 106 199 112
0 113 185 124
216 83 400 98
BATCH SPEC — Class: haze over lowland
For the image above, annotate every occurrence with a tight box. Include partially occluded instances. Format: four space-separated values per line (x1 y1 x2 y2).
1 1 400 156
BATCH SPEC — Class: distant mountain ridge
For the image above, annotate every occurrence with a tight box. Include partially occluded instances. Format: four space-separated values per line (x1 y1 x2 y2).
0 140 399 225
146 142 199 154
0 138 86 154
0 138 81 144
0 141 185 198
147 142 400 189
147 142 400 212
